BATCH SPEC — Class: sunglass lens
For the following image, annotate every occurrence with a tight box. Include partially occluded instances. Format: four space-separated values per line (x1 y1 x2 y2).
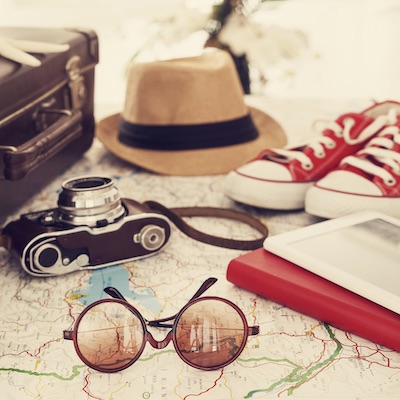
175 298 246 369
76 301 145 372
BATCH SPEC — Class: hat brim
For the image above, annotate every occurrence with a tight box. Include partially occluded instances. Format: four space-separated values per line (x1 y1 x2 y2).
96 106 287 176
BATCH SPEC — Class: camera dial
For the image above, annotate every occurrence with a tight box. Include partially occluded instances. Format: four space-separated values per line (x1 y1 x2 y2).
134 225 167 251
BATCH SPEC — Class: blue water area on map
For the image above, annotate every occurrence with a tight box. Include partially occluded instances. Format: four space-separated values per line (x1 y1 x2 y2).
71 265 162 316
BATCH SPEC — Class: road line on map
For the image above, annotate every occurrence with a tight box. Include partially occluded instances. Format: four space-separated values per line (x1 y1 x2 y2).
243 323 343 398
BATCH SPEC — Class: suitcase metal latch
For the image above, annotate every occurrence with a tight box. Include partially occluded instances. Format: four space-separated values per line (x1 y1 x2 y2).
66 56 86 110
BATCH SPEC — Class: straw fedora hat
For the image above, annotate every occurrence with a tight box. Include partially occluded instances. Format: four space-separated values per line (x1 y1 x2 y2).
96 49 286 176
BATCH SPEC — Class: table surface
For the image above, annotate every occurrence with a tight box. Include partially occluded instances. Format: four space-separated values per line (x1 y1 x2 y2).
1 97 399 399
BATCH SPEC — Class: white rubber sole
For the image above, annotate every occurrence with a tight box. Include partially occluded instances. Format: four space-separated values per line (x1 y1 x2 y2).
225 171 312 210
305 185 400 219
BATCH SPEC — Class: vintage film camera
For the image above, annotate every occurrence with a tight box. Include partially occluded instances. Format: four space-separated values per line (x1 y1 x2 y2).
3 176 171 277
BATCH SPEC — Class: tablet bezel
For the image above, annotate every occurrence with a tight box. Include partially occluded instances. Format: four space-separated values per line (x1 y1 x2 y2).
263 211 400 315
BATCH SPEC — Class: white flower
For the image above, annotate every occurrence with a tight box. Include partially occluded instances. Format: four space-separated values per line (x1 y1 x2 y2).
218 13 259 56
154 7 209 45
218 13 307 66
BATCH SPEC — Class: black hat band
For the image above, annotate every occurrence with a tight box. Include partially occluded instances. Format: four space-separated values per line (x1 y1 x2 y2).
118 114 259 151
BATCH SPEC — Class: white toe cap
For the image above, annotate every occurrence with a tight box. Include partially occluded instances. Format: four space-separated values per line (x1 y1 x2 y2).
236 160 293 181
316 170 382 196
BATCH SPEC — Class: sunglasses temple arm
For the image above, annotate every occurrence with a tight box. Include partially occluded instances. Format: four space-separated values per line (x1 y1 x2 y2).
104 286 128 301
104 278 217 304
148 277 218 328
104 278 218 327
249 325 260 336
186 277 218 302
103 286 155 325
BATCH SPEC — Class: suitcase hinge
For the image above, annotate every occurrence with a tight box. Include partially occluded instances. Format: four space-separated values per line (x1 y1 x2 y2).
66 56 87 110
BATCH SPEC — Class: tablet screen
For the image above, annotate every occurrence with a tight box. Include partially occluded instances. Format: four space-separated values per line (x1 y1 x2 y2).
289 218 400 297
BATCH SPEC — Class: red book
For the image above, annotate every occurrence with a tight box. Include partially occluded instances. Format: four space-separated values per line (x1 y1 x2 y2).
227 247 400 352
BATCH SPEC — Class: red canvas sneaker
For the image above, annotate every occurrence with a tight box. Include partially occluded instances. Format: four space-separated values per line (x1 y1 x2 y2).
305 120 400 219
225 101 400 210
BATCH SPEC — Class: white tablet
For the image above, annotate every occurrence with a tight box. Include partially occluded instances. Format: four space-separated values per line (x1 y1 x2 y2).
263 211 400 315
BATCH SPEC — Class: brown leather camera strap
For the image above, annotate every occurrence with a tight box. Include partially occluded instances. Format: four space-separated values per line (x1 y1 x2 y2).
143 200 268 250
0 201 268 252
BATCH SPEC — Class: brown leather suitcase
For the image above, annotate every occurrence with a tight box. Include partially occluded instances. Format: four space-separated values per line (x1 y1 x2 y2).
0 27 98 223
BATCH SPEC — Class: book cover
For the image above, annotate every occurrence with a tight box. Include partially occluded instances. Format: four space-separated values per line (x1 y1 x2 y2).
226 247 400 352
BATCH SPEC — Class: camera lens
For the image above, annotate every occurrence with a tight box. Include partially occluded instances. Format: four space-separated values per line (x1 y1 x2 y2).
67 177 108 190
57 176 125 227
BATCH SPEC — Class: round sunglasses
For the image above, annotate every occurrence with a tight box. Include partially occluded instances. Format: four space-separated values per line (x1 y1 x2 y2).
63 278 259 372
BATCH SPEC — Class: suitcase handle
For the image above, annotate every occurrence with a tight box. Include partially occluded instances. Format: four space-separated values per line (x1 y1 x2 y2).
2 109 83 180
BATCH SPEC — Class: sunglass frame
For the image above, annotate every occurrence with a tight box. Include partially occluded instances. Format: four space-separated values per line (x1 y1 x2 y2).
64 295 258 372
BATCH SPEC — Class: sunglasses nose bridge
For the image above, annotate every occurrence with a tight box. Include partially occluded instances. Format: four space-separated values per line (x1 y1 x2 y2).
147 330 173 350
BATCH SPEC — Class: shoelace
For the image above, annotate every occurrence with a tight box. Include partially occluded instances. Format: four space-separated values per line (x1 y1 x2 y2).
268 109 398 170
341 125 400 186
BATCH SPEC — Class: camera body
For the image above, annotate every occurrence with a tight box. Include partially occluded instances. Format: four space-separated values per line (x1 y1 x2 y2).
4 176 171 277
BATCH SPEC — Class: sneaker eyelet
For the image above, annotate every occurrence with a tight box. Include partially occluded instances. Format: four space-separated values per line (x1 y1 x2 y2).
302 163 313 170
325 140 336 149
314 151 325 159
334 130 344 138
384 178 396 186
